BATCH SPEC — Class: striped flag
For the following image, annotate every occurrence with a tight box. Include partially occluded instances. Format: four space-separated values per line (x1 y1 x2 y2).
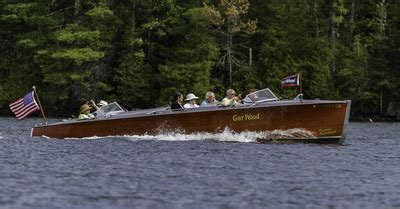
9 91 39 120
281 74 300 87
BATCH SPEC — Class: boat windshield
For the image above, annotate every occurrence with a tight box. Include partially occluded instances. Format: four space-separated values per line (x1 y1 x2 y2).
93 102 125 118
242 88 279 104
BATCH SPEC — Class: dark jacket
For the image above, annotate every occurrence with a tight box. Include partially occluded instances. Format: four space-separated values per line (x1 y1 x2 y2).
171 102 183 110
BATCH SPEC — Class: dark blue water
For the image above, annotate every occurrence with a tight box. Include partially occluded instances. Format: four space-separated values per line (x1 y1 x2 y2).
1 117 400 209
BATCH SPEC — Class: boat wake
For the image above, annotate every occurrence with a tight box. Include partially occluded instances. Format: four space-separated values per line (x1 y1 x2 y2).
80 128 316 143
125 129 261 143
59 128 316 143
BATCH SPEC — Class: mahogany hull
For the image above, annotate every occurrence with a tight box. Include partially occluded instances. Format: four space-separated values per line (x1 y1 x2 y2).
31 100 351 143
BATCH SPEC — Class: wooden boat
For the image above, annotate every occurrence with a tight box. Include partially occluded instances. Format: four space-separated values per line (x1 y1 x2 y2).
31 88 351 144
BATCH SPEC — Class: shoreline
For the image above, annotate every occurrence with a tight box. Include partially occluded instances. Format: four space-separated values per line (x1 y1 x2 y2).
350 114 399 122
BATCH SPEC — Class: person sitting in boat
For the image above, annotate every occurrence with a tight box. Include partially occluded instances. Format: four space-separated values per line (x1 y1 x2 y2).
184 93 199 108
171 92 184 110
91 100 109 117
248 89 259 101
97 100 108 107
78 101 95 120
89 100 108 111
221 89 241 107
200 91 218 106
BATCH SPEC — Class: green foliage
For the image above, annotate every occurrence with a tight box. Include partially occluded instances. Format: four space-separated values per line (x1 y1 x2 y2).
0 0 399 118
47 48 104 65
56 25 101 45
114 48 151 109
86 5 114 19
2 3 36 22
203 0 257 85
157 6 219 105
159 61 215 103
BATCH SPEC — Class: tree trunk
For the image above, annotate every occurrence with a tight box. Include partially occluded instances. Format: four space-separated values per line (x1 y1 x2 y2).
328 1 336 88
74 0 82 21
249 48 252 66
132 0 136 33
349 0 355 43
313 0 319 37
228 32 232 85
147 30 151 64
227 19 233 85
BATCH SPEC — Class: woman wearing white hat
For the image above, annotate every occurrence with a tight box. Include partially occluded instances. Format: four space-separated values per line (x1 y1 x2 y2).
183 93 199 108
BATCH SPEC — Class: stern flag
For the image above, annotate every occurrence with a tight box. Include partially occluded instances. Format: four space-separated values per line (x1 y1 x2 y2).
281 74 300 87
9 91 39 120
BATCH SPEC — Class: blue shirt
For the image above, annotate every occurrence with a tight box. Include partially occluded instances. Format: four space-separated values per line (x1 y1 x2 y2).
200 99 218 106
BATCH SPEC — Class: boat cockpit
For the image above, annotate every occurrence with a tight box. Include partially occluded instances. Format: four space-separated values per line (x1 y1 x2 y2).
242 88 279 104
92 102 125 118
92 89 280 117
59 88 290 123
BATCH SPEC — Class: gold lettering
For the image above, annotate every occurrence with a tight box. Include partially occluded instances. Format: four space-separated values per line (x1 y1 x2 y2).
233 115 244 121
233 115 238 121
319 128 337 135
233 113 261 122
244 113 260 120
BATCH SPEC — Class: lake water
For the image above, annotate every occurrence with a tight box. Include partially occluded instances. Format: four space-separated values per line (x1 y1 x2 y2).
0 117 399 209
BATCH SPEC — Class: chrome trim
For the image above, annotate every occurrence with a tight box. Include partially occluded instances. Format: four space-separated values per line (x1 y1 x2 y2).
339 100 352 144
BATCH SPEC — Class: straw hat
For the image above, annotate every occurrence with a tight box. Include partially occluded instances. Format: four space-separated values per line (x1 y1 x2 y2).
97 100 108 107
185 93 198 101
80 104 92 114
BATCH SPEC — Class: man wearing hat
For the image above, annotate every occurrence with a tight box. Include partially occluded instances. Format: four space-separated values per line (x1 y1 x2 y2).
78 100 95 120
183 93 199 108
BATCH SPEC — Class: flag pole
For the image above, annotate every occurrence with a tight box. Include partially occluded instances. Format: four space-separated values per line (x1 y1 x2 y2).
299 73 303 102
32 86 47 124
299 73 302 95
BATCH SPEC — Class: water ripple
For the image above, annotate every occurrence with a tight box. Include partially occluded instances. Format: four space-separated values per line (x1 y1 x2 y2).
1 118 400 209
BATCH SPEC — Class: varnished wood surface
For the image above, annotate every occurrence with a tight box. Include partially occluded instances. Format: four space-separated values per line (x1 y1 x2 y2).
31 100 351 143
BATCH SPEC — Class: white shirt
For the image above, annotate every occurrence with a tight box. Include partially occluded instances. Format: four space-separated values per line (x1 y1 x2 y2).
221 97 238 106
184 103 199 108
78 113 95 120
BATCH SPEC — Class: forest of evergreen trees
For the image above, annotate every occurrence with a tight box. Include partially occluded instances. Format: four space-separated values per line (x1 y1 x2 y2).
0 0 399 119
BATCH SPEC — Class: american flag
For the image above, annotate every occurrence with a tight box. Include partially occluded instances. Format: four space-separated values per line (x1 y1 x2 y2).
9 91 39 120
281 74 300 87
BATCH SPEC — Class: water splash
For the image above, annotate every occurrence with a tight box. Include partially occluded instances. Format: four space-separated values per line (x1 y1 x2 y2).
48 128 316 143
122 128 316 143
124 129 260 143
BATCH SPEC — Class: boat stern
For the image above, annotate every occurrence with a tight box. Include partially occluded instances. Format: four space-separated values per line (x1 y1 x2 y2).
339 100 352 144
